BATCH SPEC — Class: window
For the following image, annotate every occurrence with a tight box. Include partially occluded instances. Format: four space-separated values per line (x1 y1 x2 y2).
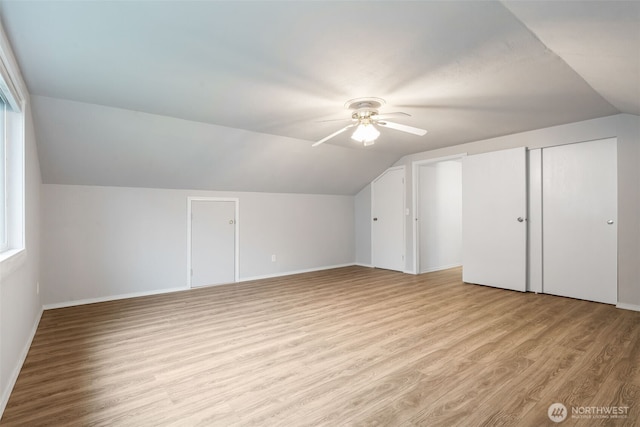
0 27 25 259
0 95 6 252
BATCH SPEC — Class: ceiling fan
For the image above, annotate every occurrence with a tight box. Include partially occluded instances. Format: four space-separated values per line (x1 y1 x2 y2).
312 97 427 147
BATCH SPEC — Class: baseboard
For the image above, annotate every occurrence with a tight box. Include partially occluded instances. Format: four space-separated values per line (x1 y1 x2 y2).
43 286 189 310
43 264 362 309
616 302 640 312
418 263 462 274
354 263 374 268
1 306 43 419
38 263 470 311
240 263 356 282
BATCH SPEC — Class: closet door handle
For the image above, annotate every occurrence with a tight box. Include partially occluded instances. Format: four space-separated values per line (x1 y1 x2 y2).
517 217 525 223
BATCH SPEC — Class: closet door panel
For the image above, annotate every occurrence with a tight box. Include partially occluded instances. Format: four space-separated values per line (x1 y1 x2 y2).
462 147 527 291
543 138 617 304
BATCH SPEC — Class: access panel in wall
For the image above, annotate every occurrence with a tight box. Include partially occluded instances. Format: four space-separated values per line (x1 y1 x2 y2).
189 198 238 287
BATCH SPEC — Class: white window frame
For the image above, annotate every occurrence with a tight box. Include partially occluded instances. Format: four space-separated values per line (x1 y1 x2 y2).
0 24 26 263
0 97 7 252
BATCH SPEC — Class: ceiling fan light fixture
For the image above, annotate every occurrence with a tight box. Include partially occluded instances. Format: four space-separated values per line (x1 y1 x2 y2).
351 123 380 144
313 97 426 148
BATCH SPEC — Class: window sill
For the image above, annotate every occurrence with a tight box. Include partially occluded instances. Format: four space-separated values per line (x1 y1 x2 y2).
0 247 27 279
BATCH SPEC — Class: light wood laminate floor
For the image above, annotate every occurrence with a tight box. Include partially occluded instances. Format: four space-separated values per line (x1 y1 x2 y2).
2 266 639 426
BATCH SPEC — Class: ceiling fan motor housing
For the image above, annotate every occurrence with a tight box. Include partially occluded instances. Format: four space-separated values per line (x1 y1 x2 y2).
345 97 385 122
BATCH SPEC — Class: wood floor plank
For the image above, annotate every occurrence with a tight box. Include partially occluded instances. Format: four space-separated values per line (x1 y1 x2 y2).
2 266 639 426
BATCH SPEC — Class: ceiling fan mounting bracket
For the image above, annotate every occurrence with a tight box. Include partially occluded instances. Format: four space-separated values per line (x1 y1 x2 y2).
344 97 386 111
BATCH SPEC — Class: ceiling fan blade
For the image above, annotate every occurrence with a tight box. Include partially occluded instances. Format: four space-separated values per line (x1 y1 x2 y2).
373 112 411 120
315 117 353 123
377 121 427 136
312 124 355 147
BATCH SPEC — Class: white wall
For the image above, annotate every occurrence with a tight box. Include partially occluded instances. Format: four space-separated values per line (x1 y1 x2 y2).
0 102 41 415
355 113 640 307
417 160 462 273
0 18 42 416
41 185 354 306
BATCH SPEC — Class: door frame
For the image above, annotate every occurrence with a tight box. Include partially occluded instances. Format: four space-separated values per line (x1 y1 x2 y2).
411 154 466 275
187 197 240 288
371 165 406 272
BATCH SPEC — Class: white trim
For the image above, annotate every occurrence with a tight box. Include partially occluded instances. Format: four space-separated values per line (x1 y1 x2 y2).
41 263 358 309
616 303 640 312
354 263 374 268
0 247 25 275
0 307 42 418
42 286 188 310
371 165 406 272
240 263 355 282
187 197 240 288
527 149 543 293
0 23 26 112
0 21 27 261
418 263 463 274
412 154 468 165
412 154 466 275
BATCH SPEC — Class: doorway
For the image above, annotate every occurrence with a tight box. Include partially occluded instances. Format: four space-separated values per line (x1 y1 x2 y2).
413 156 464 274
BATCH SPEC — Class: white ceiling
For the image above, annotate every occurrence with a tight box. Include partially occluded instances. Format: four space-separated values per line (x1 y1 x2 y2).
0 0 637 195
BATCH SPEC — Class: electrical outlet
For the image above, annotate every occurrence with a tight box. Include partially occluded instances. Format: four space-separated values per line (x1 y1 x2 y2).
271 254 277 262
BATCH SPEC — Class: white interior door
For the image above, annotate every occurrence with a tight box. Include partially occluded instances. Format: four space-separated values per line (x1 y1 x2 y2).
190 199 237 287
542 138 617 304
372 167 405 272
462 147 527 291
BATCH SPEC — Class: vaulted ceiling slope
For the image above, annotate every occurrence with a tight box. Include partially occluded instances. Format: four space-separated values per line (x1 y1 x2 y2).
0 1 638 195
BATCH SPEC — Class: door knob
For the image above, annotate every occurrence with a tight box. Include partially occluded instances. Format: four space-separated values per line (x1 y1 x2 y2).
607 220 614 225
373 218 378 221
517 217 525 222
229 220 235 224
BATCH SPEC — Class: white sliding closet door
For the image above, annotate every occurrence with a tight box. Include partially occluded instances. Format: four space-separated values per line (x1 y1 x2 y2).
462 147 527 291
372 167 405 272
542 138 617 304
